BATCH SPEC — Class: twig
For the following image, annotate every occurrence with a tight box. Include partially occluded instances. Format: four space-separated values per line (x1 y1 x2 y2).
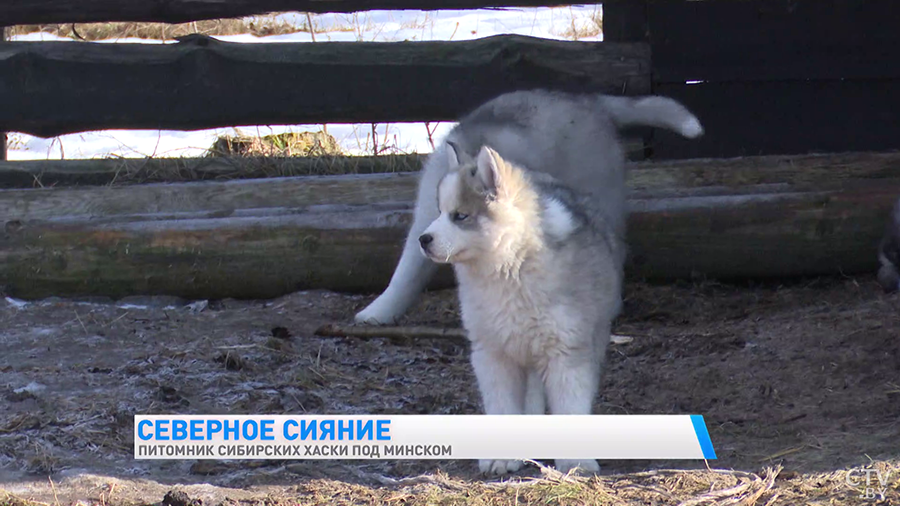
762 492 781 506
759 446 804 462
740 467 781 506
305 12 317 42
350 468 465 491
74 310 89 335
104 311 130 327
676 481 753 506
315 323 635 345
49 476 60 506
425 122 437 150
315 323 467 341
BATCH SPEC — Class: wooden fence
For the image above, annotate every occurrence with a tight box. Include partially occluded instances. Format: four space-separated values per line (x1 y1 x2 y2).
1 0 899 300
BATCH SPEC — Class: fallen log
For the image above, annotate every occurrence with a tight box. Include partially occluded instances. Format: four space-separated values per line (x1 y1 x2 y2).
0 155 426 188
3 152 899 219
0 35 649 137
0 138 645 188
2 150 894 191
3 0 584 25
1 152 898 300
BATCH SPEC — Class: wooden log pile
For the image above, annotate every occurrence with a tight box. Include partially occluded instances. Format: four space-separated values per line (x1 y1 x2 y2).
2 152 897 300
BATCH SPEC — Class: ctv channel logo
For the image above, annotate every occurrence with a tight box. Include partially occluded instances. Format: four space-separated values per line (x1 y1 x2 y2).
846 468 893 501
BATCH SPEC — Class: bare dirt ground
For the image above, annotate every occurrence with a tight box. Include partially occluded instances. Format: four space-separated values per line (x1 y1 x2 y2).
1 275 899 505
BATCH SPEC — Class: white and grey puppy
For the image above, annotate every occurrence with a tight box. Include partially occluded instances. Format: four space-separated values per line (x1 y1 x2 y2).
878 199 900 292
422 144 623 475
355 90 703 325
355 90 702 476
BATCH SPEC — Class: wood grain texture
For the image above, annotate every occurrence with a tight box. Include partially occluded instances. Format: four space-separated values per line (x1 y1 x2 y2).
2 152 898 299
2 0 593 25
5 151 900 220
642 0 900 159
0 35 649 137
651 81 900 159
648 0 900 83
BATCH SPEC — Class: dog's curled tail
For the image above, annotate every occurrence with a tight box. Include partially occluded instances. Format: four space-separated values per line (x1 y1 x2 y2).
600 95 704 139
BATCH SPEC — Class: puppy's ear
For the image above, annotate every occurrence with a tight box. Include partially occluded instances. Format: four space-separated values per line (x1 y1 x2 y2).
473 145 504 195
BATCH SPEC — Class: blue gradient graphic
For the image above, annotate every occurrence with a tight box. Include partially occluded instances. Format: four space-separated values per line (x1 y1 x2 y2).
690 415 717 459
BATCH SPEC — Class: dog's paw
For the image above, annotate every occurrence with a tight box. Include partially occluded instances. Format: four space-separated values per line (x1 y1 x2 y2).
354 299 400 325
479 459 523 476
555 459 600 475
877 264 900 293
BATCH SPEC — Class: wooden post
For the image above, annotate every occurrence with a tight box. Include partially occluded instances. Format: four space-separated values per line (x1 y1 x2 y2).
601 0 648 44
600 1 653 158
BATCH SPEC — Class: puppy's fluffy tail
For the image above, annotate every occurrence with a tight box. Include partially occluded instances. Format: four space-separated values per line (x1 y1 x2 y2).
600 95 704 138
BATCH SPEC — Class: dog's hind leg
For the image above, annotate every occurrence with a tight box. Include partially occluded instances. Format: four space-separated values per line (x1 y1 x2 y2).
544 344 603 475
354 147 450 324
354 228 437 324
524 369 546 415
471 346 527 475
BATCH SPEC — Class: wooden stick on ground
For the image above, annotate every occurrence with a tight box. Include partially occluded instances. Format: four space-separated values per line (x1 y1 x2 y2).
314 324 635 345
314 324 467 341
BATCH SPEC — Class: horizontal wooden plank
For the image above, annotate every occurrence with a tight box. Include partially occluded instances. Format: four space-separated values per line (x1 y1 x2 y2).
0 35 649 137
0 155 426 188
4 151 900 220
0 172 420 221
2 0 594 25
648 0 900 83
650 80 900 159
0 204 460 299
0 137 649 188
2 152 898 299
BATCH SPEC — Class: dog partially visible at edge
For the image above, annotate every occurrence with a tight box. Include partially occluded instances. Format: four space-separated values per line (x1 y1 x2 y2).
878 199 900 292
355 90 704 475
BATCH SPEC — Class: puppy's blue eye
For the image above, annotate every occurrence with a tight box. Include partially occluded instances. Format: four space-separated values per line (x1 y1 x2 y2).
451 212 469 222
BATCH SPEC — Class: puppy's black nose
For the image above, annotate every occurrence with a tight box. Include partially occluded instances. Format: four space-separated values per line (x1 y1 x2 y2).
419 234 433 248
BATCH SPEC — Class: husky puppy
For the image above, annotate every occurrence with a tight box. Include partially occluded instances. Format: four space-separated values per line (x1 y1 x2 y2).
354 90 702 475
355 90 703 325
878 200 900 292
422 144 623 475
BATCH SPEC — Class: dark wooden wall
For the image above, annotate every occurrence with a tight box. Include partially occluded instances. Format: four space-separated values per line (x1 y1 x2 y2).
605 0 900 160
0 35 648 137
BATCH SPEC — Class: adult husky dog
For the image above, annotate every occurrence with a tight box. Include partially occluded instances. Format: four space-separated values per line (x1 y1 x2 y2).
355 90 703 475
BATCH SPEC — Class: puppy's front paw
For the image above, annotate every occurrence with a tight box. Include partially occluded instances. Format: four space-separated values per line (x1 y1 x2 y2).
555 459 600 475
354 298 400 325
478 459 523 476
877 264 900 293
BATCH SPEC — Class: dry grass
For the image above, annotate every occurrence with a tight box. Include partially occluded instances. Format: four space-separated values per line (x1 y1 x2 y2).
555 6 603 40
207 131 345 158
3 464 897 505
9 17 306 41
7 153 424 189
109 153 422 183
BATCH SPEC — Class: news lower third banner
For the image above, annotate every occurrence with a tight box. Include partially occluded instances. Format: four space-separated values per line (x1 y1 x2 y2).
134 415 716 460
